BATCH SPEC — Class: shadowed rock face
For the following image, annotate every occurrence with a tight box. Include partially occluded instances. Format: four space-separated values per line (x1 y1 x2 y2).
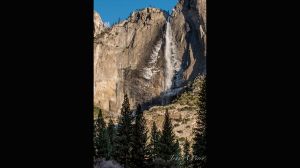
94 0 206 115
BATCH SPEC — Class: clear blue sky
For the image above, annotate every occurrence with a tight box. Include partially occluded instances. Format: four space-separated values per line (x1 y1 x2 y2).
94 0 179 25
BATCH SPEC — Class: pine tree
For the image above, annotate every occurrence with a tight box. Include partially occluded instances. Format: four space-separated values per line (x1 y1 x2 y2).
94 108 110 159
131 104 148 168
107 118 115 146
183 138 192 168
149 122 161 161
106 118 116 160
174 139 182 167
192 76 207 168
112 94 134 168
158 109 179 167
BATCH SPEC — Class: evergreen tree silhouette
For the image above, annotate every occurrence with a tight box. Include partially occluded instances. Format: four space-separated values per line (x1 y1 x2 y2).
131 104 148 168
183 138 192 168
158 109 180 167
192 76 207 168
112 94 134 168
174 139 182 167
106 118 116 160
94 108 110 159
149 121 161 161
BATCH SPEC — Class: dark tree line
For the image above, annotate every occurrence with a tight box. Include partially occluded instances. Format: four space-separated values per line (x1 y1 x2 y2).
94 76 207 168
192 76 207 168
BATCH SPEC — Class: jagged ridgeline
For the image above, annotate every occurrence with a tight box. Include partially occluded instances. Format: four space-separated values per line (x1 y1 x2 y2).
94 0 206 116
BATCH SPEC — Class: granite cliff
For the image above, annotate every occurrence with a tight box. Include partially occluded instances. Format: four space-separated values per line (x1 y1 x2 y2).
94 0 206 116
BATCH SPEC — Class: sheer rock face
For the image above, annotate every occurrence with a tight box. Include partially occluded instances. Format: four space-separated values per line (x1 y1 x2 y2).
94 11 105 37
94 0 206 115
171 0 207 81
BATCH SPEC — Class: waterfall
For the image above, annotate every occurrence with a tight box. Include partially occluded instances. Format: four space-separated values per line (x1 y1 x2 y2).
142 17 182 93
164 18 180 91
142 39 162 80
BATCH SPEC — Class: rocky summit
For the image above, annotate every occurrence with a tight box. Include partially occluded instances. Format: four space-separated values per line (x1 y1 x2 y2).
94 0 206 116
